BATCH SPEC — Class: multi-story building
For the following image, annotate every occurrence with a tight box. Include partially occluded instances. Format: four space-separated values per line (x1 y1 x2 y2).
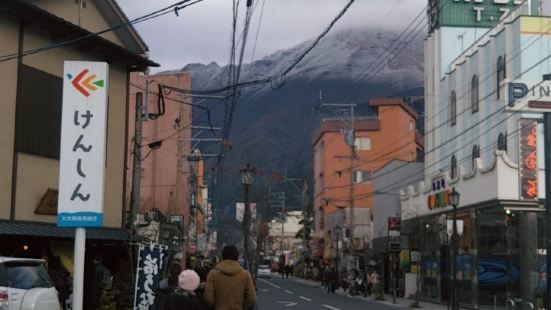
372 159 424 295
0 0 155 296
401 0 551 306
313 98 422 269
127 72 192 262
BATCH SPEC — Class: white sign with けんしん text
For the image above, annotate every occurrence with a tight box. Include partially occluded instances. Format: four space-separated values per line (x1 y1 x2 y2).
58 61 108 227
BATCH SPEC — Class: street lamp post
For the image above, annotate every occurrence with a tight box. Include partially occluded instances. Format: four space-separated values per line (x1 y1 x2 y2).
334 225 342 284
450 188 461 310
241 164 255 273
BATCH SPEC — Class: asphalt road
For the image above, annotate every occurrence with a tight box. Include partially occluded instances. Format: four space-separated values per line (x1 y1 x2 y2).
256 275 404 310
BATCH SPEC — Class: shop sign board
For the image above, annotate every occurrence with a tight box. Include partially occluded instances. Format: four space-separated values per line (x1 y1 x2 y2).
58 61 108 227
388 217 401 252
519 119 538 200
427 190 452 210
507 80 551 112
429 0 522 32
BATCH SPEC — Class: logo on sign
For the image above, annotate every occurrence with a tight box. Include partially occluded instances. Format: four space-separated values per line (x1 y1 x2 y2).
67 69 105 97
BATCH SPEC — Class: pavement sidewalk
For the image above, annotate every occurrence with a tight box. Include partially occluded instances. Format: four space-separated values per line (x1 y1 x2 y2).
290 277 451 310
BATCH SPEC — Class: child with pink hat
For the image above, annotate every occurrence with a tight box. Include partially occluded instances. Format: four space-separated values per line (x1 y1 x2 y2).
165 269 204 310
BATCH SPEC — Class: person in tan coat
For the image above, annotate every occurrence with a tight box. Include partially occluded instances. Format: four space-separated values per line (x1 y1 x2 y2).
204 245 257 310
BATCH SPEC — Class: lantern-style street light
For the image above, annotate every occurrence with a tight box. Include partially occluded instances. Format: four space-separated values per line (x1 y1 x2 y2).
450 187 460 310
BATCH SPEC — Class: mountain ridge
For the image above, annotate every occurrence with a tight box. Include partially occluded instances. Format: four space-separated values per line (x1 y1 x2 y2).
161 28 424 216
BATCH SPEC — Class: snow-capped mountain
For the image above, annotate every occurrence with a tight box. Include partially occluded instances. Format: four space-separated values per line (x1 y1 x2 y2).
162 28 424 211
173 28 423 94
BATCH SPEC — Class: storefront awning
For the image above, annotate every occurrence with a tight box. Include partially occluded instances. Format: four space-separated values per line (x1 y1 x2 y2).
0 219 140 241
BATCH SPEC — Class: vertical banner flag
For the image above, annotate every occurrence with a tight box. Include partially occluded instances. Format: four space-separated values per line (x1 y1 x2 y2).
58 61 108 227
134 243 169 310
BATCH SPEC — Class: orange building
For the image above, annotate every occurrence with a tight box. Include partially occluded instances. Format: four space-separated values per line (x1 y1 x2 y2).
312 98 422 260
127 72 192 256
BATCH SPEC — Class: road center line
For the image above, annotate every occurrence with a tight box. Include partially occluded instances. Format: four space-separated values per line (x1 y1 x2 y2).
299 296 311 302
322 305 341 310
259 278 281 289
284 289 294 294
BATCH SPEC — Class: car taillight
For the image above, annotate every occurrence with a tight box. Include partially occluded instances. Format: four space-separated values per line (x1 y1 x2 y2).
0 290 8 310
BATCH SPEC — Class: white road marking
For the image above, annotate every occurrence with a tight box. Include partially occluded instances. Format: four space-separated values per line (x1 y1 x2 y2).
277 301 298 307
259 278 281 289
299 296 312 302
322 305 341 310
284 289 294 294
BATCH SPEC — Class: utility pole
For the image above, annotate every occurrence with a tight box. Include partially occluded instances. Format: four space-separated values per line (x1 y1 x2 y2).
301 179 309 277
349 105 356 246
281 192 286 253
544 112 551 310
269 191 286 255
129 92 143 231
317 91 357 251
174 92 186 266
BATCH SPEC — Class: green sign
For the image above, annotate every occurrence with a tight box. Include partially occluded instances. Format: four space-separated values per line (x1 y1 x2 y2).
429 0 522 32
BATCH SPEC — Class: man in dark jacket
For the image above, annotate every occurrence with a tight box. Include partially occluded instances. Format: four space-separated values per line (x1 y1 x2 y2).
90 254 108 310
204 245 256 310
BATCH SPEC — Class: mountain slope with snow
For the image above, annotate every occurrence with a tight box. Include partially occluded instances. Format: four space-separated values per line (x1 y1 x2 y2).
162 28 424 213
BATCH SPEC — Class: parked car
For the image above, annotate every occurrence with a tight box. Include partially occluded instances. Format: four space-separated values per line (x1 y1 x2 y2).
257 264 271 278
0 257 60 310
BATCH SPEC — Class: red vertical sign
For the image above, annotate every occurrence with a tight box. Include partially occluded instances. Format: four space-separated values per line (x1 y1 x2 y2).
519 119 538 200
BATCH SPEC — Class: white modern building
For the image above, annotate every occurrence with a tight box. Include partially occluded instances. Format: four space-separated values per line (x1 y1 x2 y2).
401 0 551 307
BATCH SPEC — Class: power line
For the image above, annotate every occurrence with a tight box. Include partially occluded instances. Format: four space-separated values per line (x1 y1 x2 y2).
160 0 357 96
348 0 432 87
0 0 206 63
249 0 267 63
320 14 551 203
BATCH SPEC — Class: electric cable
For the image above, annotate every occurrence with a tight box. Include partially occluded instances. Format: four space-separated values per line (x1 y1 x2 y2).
161 0 356 96
0 0 206 63
318 19 551 201
348 0 432 87
339 11 551 173
249 0 267 63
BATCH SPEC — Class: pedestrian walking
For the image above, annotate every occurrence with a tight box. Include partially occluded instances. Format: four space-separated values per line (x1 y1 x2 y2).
285 264 292 278
322 267 329 293
328 268 338 293
370 270 381 296
90 254 112 310
164 269 204 310
204 245 257 310
155 263 182 310
363 270 371 297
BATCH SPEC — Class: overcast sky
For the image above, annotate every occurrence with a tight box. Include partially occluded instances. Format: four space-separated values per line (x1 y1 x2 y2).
118 0 426 71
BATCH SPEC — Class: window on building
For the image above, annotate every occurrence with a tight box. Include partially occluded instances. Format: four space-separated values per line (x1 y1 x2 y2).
451 155 457 178
354 171 371 183
471 74 479 113
472 144 480 169
450 90 457 126
497 55 506 99
15 64 63 159
354 137 372 151
498 132 507 152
